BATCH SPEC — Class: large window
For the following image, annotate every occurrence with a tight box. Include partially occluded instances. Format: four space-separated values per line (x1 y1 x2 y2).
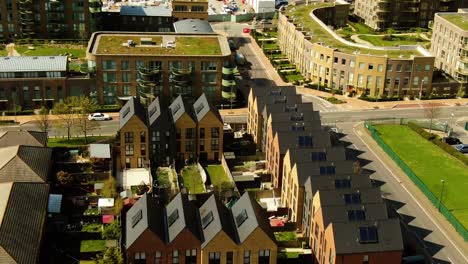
209 252 220 264
125 132 134 143
226 252 233 264
185 249 197 264
102 60 116 70
134 252 146 264
173 250 179 264
174 5 187 11
258 250 270 264
192 5 205 11
202 61 217 71
186 128 195 139
155 251 162 264
122 60 130 70
186 141 194 152
211 139 219 151
211 127 219 138
122 72 132 83
244 251 251 264
125 145 134 156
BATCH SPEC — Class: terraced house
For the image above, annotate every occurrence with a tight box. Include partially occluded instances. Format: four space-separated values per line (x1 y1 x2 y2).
86 32 231 106
0 0 101 39
277 3 451 98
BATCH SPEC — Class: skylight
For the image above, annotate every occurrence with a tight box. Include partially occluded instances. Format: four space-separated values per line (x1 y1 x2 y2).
235 209 248 227
149 105 158 117
172 104 181 115
168 209 179 227
131 209 143 228
195 103 205 114
122 107 131 119
202 211 214 229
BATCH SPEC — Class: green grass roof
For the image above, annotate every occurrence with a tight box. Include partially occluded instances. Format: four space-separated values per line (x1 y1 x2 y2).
95 35 222 56
285 4 422 58
440 14 468 31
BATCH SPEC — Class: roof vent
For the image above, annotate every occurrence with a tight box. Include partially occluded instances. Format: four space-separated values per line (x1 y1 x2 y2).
33 57 38 59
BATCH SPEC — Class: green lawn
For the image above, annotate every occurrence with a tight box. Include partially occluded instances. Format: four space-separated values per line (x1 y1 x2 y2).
81 223 103 233
359 35 428 47
181 165 205 194
80 240 106 253
274 231 296 241
375 125 468 228
157 168 172 188
48 136 112 147
348 22 376 35
0 44 86 58
278 252 300 258
205 165 232 189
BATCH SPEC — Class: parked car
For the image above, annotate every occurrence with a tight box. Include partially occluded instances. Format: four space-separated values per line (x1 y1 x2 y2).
441 136 462 145
88 113 112 121
454 144 468 153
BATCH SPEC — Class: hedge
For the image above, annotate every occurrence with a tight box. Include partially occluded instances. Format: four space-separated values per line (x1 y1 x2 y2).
359 96 402 102
407 122 468 166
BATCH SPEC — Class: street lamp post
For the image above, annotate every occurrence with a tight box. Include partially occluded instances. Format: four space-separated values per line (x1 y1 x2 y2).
438 179 445 211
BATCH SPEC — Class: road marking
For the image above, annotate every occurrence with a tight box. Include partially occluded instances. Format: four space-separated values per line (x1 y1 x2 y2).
352 122 468 263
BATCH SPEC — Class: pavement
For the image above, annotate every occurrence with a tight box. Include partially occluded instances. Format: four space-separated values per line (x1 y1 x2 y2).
340 122 468 263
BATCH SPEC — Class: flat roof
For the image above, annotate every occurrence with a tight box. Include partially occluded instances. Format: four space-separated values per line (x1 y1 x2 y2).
174 19 214 33
284 4 424 58
89 32 231 57
0 56 68 72
120 5 172 17
439 13 468 31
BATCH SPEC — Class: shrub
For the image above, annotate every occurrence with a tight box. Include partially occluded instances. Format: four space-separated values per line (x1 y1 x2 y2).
407 122 468 166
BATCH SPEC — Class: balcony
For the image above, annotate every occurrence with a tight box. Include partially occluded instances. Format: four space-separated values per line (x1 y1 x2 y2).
139 67 161 79
456 67 468 75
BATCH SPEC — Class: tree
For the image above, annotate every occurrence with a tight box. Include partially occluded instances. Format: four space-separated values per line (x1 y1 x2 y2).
94 247 123 264
424 102 441 133
101 177 118 198
75 96 99 144
56 170 73 185
35 106 51 133
52 97 77 140
271 11 278 26
102 220 121 240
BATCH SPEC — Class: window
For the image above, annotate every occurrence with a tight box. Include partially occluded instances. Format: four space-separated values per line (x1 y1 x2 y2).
259 250 270 264
359 62 365 69
135 252 146 264
358 74 363 86
122 72 132 82
396 64 402 72
149 61 162 69
226 252 233 264
102 60 116 70
140 131 146 143
168 209 179 227
200 140 205 152
244 250 251 264
363 255 369 264
406 64 412 72
344 193 361 204
350 60 355 67
348 210 366 221
359 226 379 243
141 144 146 156
202 73 217 84
334 179 351 188
186 249 197 264
155 251 162 264
425 64 431 71
125 145 134 156
211 127 220 138
136 60 144 70
125 132 134 143
235 209 248 227
298 136 313 147
174 5 187 11
319 166 335 175
413 76 419 86
202 61 217 71
103 72 116 82
202 211 214 229
387 64 392 71
137 157 144 168
186 141 194 152
377 64 383 72
122 60 130 70
200 128 205 138
173 250 179 264
211 139 219 151
341 58 346 65
176 128 181 140
209 252 220 264
311 152 326 161
368 63 374 70
186 128 195 139
125 158 130 168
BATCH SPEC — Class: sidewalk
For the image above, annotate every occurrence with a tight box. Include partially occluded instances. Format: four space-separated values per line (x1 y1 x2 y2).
355 123 468 257
296 86 468 110
0 112 120 125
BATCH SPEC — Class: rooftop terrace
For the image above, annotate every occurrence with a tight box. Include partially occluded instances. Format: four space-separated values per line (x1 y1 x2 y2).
439 14 468 31
89 32 230 56
284 3 425 58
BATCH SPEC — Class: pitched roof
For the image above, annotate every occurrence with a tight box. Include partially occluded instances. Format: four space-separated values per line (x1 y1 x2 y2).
193 94 222 123
0 182 49 264
0 130 47 148
0 145 51 183
174 19 214 33
316 187 383 207
268 111 321 123
321 203 389 227
148 97 162 126
262 102 315 117
303 173 374 198
125 193 166 249
199 195 237 247
231 192 275 243
286 147 346 164
166 193 202 243
331 219 403 254
169 95 194 124
120 5 172 17
270 120 323 135
275 130 331 153
119 97 147 130
0 56 67 73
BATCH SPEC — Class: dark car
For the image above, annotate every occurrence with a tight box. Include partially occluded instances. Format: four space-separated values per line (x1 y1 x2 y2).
441 136 462 145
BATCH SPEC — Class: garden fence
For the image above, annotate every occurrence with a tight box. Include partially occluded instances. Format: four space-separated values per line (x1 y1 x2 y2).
364 120 467 241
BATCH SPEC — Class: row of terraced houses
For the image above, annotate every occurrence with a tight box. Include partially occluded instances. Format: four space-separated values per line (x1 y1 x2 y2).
247 86 404 264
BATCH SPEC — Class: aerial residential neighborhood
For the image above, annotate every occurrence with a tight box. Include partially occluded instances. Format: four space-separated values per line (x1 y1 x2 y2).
0 0 467 264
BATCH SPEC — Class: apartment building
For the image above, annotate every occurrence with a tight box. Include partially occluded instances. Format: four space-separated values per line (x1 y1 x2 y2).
86 32 231 106
0 56 93 110
354 0 468 30
431 11 468 88
171 0 208 21
119 97 149 170
118 6 174 32
308 188 403 263
0 0 101 39
278 4 440 98
119 94 223 169
126 192 277 264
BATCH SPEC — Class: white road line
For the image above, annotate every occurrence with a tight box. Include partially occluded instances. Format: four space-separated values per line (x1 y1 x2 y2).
352 122 468 263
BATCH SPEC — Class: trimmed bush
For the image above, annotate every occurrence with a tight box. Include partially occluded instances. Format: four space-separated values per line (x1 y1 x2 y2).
407 122 468 166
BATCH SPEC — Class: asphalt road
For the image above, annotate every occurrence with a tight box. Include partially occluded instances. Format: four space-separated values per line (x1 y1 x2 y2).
339 122 468 264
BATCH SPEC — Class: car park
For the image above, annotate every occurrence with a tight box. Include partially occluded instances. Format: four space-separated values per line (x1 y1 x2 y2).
441 136 462 145
88 113 112 121
454 144 468 153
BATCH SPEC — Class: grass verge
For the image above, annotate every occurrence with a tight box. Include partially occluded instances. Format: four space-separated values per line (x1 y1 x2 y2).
48 136 112 147
181 165 205 194
205 165 231 189
375 125 468 229
80 240 106 253
274 231 296 241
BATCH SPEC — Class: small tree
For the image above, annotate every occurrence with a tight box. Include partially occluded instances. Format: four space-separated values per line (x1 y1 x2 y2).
424 102 441 133
102 220 121 240
94 247 123 264
56 170 73 185
52 97 77 140
101 177 118 198
35 106 51 133
75 96 100 143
